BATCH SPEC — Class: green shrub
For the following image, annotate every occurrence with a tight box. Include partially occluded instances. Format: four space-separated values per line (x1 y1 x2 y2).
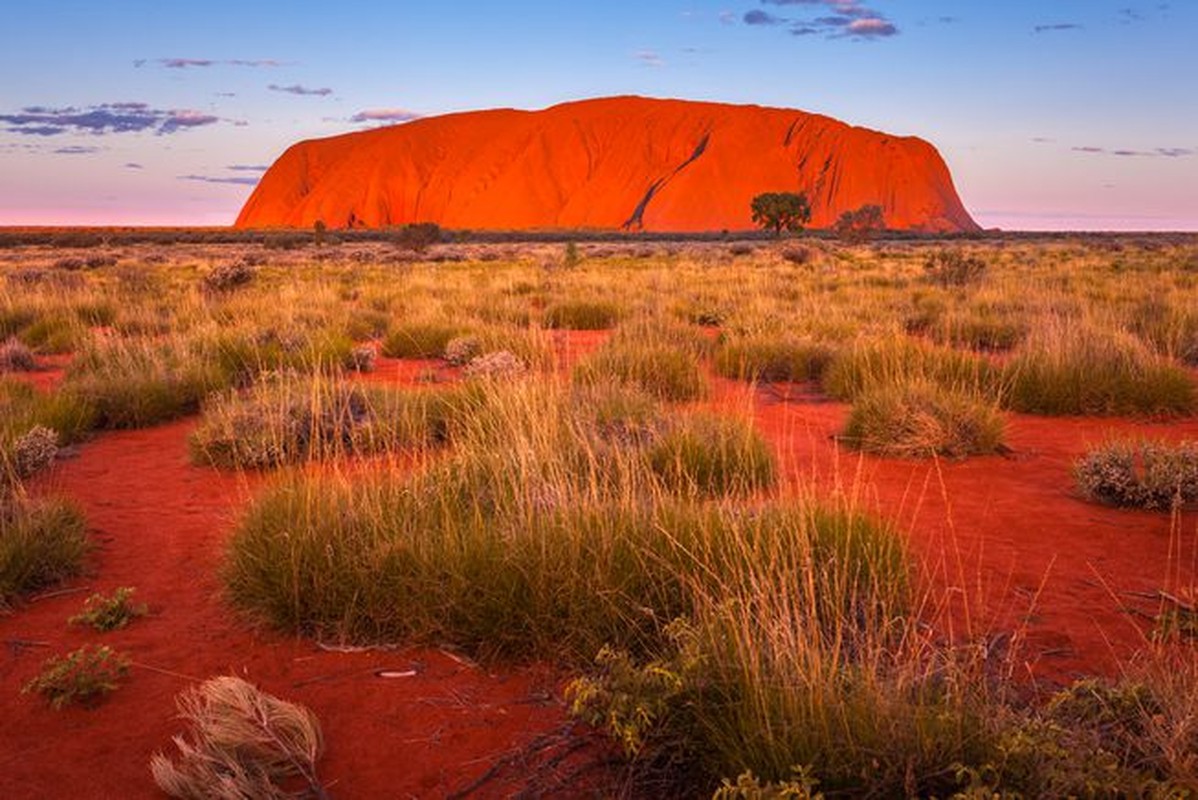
1004 324 1195 416
1073 439 1198 509
842 380 1006 458
543 300 622 330
714 336 835 383
648 414 776 496
381 322 462 358
0 497 88 607
69 587 148 631
22 644 130 709
574 344 706 402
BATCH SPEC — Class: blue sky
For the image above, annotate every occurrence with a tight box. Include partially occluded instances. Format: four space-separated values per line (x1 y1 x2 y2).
1 0 1195 230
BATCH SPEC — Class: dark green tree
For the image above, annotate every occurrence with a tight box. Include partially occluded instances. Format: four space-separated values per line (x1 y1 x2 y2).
750 192 812 236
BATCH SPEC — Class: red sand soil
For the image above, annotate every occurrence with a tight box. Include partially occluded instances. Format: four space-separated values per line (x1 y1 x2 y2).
235 96 978 234
0 420 601 799
727 379 1198 683
4 335 1197 798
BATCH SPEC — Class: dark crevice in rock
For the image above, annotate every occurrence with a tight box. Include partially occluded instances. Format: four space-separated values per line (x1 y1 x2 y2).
622 131 711 230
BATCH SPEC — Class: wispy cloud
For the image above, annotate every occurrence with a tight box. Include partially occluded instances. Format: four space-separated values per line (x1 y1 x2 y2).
744 9 784 25
744 0 899 39
53 145 102 155
178 174 260 186
227 164 269 172
1033 22 1083 33
350 108 422 124
125 162 143 169
633 49 666 67
1071 145 1193 157
0 102 220 136
135 57 284 69
268 83 333 97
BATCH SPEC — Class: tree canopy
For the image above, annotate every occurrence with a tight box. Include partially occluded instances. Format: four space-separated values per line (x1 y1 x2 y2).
750 192 812 236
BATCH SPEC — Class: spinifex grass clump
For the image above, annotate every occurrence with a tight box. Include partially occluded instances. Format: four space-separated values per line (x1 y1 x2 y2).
0 378 95 452
0 495 88 608
842 379 1007 458
929 307 1028 352
190 375 481 469
63 337 230 429
226 380 898 661
381 321 463 358
203 327 356 386
821 334 999 402
573 626 1198 796
543 299 623 330
648 413 776 496
1004 321 1195 416
713 335 836 383
574 340 707 401
1073 438 1198 509
152 676 328 800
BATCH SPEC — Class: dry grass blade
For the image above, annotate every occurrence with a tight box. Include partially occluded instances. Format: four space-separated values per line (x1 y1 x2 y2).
152 676 328 800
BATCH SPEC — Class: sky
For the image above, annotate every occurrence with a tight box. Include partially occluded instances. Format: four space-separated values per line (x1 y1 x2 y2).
1 1 1195 231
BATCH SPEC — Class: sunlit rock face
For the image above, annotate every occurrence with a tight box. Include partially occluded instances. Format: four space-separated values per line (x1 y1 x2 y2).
236 96 979 233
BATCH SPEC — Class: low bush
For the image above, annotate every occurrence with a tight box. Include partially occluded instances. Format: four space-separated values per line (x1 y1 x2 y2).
841 379 1007 458
22 644 130 709
69 587 148 631
0 337 36 371
443 335 482 366
202 261 255 293
1073 438 1198 509
462 350 527 380
9 425 58 480
924 250 987 287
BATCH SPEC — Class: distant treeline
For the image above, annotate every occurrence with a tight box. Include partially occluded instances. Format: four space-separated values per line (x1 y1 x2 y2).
0 224 1193 249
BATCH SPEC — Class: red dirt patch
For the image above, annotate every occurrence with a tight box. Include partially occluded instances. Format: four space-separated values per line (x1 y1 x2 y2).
0 420 594 799
732 378 1198 684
